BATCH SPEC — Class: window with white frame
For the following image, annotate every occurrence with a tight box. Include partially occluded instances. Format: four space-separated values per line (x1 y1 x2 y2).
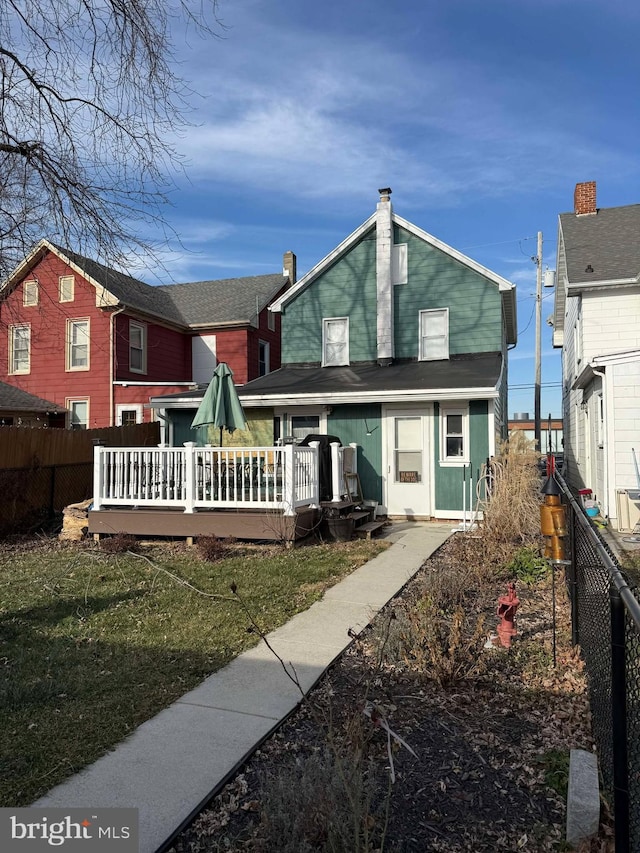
23 279 39 306
419 308 449 361
9 325 30 374
59 275 74 302
66 319 89 370
322 317 349 366
440 407 468 462
129 321 146 373
392 243 408 285
116 404 142 426
67 399 89 430
258 340 270 376
267 310 276 332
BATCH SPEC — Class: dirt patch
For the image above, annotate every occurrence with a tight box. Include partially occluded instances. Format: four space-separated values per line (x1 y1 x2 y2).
168 534 614 853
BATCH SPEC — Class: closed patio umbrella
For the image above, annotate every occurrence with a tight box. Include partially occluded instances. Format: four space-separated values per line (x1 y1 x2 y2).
191 362 247 445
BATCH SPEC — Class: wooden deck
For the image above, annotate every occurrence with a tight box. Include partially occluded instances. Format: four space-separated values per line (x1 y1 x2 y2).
87 505 320 542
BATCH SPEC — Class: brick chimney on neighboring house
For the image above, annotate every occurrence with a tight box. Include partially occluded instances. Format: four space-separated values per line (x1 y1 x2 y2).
574 181 597 215
283 251 297 286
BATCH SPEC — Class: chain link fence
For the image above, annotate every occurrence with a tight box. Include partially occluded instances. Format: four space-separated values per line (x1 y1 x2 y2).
0 461 93 536
559 473 640 852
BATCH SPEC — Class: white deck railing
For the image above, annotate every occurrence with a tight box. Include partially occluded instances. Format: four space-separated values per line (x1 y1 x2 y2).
92 443 322 516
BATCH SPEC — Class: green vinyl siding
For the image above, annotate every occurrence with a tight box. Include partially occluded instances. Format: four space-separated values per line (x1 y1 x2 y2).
433 400 490 511
281 232 378 364
393 225 503 357
327 404 382 503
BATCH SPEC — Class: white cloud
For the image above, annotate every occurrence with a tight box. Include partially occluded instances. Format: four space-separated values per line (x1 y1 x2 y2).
170 3 637 215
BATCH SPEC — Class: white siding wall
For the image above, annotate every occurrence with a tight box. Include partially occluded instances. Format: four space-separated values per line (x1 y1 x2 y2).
611 359 640 490
562 293 583 484
582 287 640 361
562 286 640 492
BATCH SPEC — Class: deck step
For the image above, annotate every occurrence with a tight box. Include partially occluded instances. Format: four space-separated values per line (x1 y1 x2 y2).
348 510 370 524
354 520 387 539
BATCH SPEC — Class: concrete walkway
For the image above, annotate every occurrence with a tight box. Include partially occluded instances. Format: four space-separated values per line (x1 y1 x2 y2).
34 523 452 853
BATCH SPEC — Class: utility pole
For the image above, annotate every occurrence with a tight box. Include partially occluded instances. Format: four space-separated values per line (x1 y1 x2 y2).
534 231 543 451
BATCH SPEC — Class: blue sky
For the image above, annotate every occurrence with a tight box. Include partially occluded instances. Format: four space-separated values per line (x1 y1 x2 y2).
146 0 640 418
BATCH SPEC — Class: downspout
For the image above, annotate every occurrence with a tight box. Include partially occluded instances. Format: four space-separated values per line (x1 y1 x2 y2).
592 366 609 520
110 305 126 426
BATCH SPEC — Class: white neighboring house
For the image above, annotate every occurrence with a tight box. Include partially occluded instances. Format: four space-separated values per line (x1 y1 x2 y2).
553 181 640 531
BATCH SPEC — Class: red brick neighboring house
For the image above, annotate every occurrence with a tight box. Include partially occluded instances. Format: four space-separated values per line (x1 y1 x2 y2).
0 241 289 428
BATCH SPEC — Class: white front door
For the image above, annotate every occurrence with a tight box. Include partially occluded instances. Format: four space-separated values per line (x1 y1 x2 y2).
384 408 431 517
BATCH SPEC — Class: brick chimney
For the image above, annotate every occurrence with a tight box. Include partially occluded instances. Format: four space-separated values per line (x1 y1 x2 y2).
574 181 597 215
282 251 297 285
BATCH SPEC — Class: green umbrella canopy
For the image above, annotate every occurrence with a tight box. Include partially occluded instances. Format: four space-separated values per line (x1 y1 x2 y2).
191 363 247 440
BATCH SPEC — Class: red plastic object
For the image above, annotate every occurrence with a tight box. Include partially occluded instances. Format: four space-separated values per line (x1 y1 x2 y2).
496 582 520 649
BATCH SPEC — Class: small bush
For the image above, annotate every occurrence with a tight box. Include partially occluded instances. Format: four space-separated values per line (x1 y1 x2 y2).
257 748 384 853
384 599 487 688
196 535 235 562
100 532 138 553
506 546 549 586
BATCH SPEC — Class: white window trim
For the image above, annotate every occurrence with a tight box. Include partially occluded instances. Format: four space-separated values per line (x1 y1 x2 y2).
267 310 276 332
419 308 449 361
116 404 143 426
9 324 31 374
439 405 469 465
129 321 147 374
66 398 89 430
66 318 90 371
274 407 327 443
392 243 408 285
322 316 349 367
23 279 39 306
59 275 74 303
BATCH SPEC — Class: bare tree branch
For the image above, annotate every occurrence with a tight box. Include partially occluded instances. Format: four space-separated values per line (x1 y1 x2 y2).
0 0 223 279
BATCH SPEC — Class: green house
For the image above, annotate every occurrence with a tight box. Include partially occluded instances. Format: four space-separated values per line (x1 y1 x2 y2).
237 188 517 521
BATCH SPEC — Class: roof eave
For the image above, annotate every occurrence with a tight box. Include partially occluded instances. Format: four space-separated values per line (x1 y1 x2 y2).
567 276 639 293
239 386 500 407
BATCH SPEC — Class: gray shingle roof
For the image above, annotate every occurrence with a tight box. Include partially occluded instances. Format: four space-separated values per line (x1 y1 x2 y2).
57 246 285 328
237 354 503 399
559 204 640 282
0 382 65 413
157 274 286 326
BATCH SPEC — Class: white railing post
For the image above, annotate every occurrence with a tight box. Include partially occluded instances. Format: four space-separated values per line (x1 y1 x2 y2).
283 443 295 516
330 441 342 502
308 441 321 507
183 442 196 513
93 446 104 510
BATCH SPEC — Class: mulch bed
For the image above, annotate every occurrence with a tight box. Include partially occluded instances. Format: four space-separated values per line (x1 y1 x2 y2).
168 534 615 853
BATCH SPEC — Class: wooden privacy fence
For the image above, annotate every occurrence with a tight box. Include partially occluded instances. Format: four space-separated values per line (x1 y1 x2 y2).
0 422 160 468
0 423 160 535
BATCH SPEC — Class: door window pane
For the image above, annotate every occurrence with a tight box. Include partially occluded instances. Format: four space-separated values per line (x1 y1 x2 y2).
395 417 422 482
